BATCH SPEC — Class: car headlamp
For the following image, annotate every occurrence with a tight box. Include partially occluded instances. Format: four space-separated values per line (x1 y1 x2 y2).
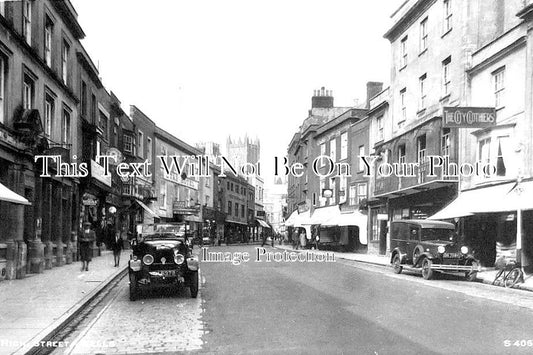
437 246 445 253
143 254 154 265
461 246 468 254
174 251 185 265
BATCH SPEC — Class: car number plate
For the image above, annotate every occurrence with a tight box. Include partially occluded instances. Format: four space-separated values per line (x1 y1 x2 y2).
443 253 461 258
150 270 176 277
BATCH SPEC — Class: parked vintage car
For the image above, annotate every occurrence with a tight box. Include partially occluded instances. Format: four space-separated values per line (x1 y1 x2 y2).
128 223 199 300
389 219 480 281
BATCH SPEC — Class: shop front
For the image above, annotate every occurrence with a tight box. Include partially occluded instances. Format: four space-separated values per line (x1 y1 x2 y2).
428 179 533 270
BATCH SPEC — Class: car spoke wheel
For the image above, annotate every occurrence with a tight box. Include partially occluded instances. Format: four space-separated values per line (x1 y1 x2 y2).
421 258 433 280
129 273 139 301
189 271 199 298
465 261 479 282
392 254 403 274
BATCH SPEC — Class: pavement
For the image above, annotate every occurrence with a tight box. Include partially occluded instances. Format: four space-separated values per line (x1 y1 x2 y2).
273 243 533 292
0 250 127 355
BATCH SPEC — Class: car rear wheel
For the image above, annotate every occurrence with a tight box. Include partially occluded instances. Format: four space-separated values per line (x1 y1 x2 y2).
421 258 433 280
129 272 139 301
465 261 479 282
392 254 403 274
189 271 199 298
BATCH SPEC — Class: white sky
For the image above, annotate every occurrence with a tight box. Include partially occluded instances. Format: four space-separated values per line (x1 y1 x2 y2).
71 0 403 186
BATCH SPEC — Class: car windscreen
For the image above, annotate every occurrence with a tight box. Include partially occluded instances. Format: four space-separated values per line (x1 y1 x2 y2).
420 228 455 242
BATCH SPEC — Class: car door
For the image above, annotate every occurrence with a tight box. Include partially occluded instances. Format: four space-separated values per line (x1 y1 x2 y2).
407 224 420 264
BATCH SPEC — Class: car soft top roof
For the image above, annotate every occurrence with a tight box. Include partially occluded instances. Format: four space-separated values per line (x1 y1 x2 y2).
391 219 455 229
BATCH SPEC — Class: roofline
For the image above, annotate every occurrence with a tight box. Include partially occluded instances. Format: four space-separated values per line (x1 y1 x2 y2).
383 0 437 42
154 126 203 156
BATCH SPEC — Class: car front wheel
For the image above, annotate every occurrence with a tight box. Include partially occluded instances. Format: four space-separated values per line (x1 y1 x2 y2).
421 258 433 280
189 271 199 298
392 254 403 274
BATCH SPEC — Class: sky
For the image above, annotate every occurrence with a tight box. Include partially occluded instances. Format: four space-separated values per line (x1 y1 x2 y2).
70 0 403 186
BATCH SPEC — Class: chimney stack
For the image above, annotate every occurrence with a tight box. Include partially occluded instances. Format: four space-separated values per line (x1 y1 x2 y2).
312 87 334 108
366 81 383 108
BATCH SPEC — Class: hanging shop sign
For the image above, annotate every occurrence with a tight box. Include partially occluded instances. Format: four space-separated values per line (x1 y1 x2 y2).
442 107 496 128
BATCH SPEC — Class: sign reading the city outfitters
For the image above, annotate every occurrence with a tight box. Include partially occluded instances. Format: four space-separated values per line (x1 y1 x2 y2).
443 107 496 128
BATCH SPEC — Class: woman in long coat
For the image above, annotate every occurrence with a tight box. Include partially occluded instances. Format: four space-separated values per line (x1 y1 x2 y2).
80 222 95 271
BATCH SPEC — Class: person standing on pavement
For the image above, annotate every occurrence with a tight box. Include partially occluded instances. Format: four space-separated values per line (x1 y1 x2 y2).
112 227 124 267
300 230 307 250
260 231 266 247
80 222 95 271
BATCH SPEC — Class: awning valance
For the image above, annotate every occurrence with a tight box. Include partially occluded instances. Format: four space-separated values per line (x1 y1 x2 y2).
428 180 533 220
135 199 158 218
0 182 31 205
309 205 340 225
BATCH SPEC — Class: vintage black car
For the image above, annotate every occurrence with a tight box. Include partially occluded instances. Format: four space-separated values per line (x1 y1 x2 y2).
389 219 480 281
128 223 199 300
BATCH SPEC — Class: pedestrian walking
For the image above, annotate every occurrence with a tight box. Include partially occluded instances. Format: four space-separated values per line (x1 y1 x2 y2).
79 222 95 271
292 229 300 250
112 227 124 267
260 231 267 247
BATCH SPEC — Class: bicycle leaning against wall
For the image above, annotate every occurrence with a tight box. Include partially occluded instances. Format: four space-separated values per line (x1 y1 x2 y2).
492 242 524 288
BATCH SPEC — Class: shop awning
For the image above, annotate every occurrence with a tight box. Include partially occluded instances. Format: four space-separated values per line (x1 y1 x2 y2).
293 210 312 227
322 210 368 245
309 205 341 225
134 199 158 218
284 210 299 227
428 180 533 220
257 219 270 228
0 182 31 205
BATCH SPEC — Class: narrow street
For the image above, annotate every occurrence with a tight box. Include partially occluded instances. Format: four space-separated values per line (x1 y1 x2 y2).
53 245 533 355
